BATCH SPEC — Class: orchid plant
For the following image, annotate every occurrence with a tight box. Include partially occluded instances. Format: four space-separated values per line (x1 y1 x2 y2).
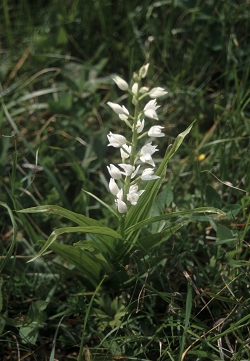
19 64 225 288
106 64 168 235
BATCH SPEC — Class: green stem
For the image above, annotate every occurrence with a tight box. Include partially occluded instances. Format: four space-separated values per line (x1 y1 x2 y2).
120 215 125 238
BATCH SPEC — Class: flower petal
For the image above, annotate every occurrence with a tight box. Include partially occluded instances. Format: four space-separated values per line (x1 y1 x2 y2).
149 87 168 98
109 178 120 195
148 126 165 137
120 144 132 159
107 164 122 180
118 164 135 176
113 76 129 91
116 199 128 213
107 131 127 147
107 102 129 115
141 168 161 180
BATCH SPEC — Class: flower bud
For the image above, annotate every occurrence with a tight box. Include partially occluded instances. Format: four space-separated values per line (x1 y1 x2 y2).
107 132 127 147
148 126 165 137
116 199 128 213
141 168 160 181
107 102 129 115
132 82 139 95
120 144 132 159
107 164 122 180
109 178 120 195
149 87 168 98
139 87 149 94
113 76 129 91
133 72 139 82
139 63 149 78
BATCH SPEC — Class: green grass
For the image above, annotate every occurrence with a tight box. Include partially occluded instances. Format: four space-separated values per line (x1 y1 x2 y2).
0 0 250 360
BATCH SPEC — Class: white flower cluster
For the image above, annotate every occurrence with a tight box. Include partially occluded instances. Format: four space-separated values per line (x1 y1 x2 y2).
107 64 168 214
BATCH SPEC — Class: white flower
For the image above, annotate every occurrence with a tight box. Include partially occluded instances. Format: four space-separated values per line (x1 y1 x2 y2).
139 63 149 78
140 143 158 166
135 119 145 133
143 99 160 120
127 192 140 206
107 102 129 115
120 144 132 159
141 168 160 181
115 190 128 213
107 164 122 180
118 164 135 176
107 132 127 147
140 153 155 167
127 184 145 205
148 126 165 137
113 76 129 91
139 86 149 94
131 165 140 179
141 142 158 155
109 178 120 195
116 199 128 213
149 87 168 98
129 184 139 193
132 82 139 95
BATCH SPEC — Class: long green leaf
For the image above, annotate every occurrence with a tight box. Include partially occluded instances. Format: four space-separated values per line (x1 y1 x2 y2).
78 277 106 361
83 190 119 218
28 225 124 262
125 207 225 235
125 121 195 233
18 205 104 227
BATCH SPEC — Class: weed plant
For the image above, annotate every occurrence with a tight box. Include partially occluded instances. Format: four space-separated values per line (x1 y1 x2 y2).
0 0 250 360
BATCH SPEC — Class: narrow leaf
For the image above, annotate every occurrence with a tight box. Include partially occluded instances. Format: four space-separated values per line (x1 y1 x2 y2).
18 205 104 227
83 190 119 218
28 226 124 263
125 207 225 236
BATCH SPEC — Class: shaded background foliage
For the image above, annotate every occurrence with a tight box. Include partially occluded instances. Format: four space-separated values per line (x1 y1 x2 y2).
0 0 250 360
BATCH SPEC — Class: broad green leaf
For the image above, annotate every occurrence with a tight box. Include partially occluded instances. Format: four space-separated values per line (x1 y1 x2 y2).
217 225 232 240
28 301 48 324
28 226 124 263
19 326 38 345
222 204 242 219
205 184 222 209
